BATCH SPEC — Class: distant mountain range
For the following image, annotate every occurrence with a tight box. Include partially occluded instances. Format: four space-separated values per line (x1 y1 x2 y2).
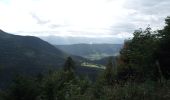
40 36 125 45
55 44 122 60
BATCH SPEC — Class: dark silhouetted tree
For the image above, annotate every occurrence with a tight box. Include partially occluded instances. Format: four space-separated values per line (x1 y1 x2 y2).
8 75 40 100
64 57 75 72
103 57 115 85
158 16 170 79
116 27 160 81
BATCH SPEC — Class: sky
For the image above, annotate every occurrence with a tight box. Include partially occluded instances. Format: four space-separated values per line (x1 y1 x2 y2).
0 0 169 39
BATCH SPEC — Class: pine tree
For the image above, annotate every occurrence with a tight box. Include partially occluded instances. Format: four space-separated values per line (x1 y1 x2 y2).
103 57 114 85
64 57 75 72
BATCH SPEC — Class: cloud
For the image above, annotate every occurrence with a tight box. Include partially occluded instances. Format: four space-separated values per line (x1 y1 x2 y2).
48 24 68 29
103 0 170 36
30 13 50 25
123 0 170 29
0 0 170 43
110 22 137 34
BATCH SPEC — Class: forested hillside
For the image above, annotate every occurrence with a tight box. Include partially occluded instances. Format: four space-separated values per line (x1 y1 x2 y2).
0 30 101 88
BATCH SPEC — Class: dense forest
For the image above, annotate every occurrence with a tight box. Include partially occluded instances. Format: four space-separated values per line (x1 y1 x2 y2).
0 16 170 100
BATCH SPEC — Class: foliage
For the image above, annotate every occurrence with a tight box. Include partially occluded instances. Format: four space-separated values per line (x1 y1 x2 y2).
0 57 92 100
94 81 170 100
6 75 41 100
116 27 160 81
157 16 170 79
63 57 75 72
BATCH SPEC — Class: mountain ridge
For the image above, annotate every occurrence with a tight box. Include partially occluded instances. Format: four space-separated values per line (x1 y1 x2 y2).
0 30 73 88
55 43 122 60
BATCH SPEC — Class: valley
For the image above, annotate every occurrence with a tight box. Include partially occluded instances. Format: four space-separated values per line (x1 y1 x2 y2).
55 43 122 60
0 30 114 88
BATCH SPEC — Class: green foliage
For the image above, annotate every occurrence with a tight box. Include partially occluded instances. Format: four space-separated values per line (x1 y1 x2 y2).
102 57 115 85
157 16 170 79
64 57 75 72
7 75 41 100
94 81 170 100
2 57 92 100
116 27 160 81
41 71 91 100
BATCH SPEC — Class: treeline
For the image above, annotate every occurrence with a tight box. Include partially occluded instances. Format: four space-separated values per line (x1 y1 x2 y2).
116 17 170 81
0 17 170 100
0 57 93 100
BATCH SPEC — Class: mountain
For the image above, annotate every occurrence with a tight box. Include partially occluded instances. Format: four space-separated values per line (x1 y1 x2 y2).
0 30 68 88
0 30 102 88
0 30 68 69
55 44 122 60
0 30 80 87
40 36 125 45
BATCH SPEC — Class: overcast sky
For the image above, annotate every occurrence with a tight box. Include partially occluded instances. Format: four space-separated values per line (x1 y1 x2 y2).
0 0 169 38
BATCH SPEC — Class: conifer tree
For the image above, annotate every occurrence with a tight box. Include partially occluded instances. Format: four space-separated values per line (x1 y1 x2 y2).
103 57 114 85
64 57 75 72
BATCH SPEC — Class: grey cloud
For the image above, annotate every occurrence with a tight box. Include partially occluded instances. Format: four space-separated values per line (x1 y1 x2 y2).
112 0 170 36
110 22 137 34
124 0 170 16
48 24 68 29
124 0 169 9
30 13 68 29
30 13 50 25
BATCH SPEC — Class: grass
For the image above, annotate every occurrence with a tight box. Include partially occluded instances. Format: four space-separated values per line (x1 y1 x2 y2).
81 62 105 69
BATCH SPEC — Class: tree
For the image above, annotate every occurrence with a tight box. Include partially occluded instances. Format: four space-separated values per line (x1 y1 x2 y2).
42 57 91 100
42 72 61 100
103 57 115 85
158 16 170 79
116 27 160 81
64 57 75 72
7 75 40 100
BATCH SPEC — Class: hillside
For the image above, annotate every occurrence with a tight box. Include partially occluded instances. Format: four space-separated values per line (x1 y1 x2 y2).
0 30 68 68
0 30 67 87
0 30 101 88
55 44 122 60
